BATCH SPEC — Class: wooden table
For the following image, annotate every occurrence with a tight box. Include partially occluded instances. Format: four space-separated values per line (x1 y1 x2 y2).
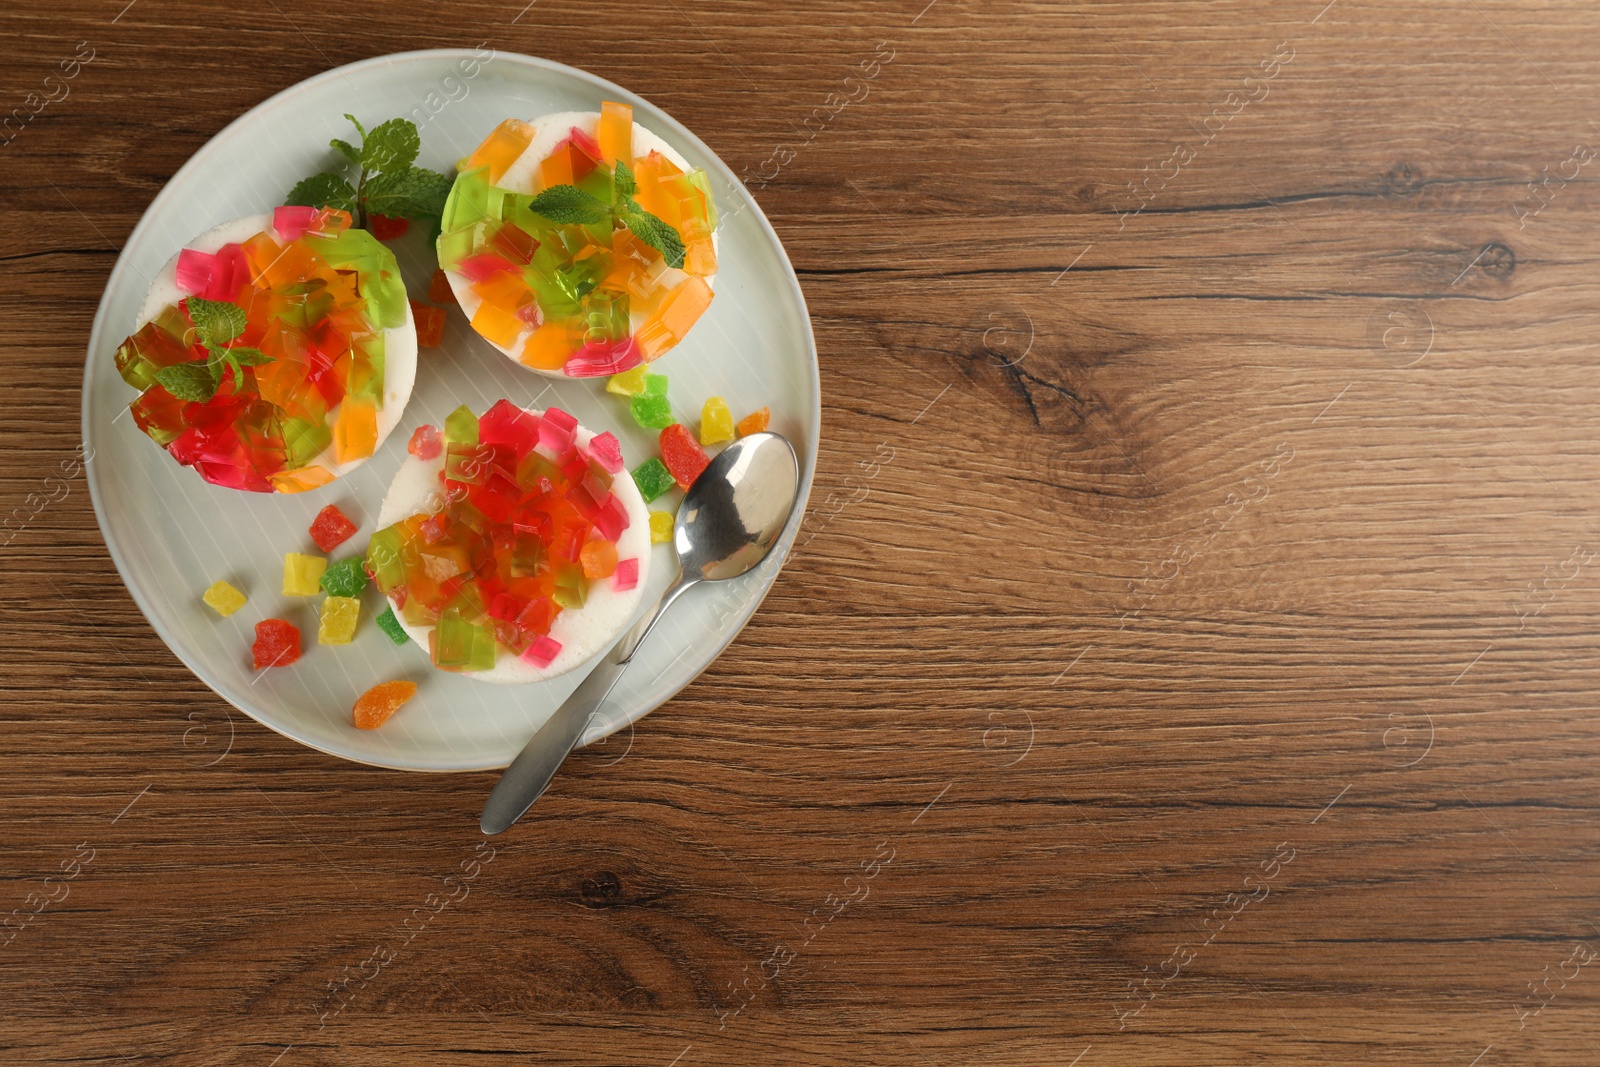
5 0 1600 1062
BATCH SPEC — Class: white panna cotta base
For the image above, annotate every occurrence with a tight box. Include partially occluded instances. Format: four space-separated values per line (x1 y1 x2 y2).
135 213 418 484
376 412 653 684
444 111 718 377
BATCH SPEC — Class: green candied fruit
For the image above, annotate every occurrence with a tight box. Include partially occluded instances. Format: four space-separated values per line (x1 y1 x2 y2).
319 556 369 598
375 605 408 645
552 565 587 610
365 527 407 592
643 373 668 397
629 392 674 430
444 404 479 446
631 457 676 503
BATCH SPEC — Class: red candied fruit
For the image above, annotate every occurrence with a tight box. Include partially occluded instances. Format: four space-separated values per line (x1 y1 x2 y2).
410 300 446 348
408 424 442 460
309 504 359 552
369 214 410 240
252 618 302 669
428 268 456 305
658 424 710 489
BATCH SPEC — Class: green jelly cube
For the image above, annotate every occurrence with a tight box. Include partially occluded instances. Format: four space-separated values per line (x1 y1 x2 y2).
629 392 674 430
365 527 407 591
552 565 587 610
631 457 676 503
319 555 369 598
444 405 479 447
282 418 332 467
375 605 408 645
434 612 496 671
643 373 668 397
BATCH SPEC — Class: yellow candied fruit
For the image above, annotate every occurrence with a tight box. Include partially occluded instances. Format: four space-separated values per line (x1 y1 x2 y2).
270 465 335 494
202 580 247 618
283 553 327 596
607 366 650 396
318 595 361 645
649 510 674 544
700 396 735 445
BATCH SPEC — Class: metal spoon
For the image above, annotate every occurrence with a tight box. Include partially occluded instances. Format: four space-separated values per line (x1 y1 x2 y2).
480 431 801 835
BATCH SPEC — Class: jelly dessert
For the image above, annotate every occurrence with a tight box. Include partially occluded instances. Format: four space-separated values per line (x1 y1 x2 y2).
116 208 418 493
368 400 651 683
437 103 719 379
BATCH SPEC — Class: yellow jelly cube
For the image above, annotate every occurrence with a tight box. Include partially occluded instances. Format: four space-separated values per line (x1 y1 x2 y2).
318 595 361 645
333 397 377 465
649 510 674 543
270 465 335 494
283 553 327 596
598 101 633 165
607 366 650 396
700 396 735 445
464 118 536 185
202 580 247 618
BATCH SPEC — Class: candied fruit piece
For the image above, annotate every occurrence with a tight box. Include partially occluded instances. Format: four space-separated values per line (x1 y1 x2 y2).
588 431 624 473
644 373 669 397
428 268 456 304
580 538 618 579
649 510 674 543
369 214 410 240
320 556 369 598
334 397 378 465
202 580 247 617
319 595 361 645
700 396 735 445
408 424 443 460
659 424 710 489
614 557 639 592
353 680 419 730
375 604 409 645
411 300 446 348
607 366 649 396
309 504 359 553
737 407 771 437
283 553 328 596
629 393 674 430
631 457 676 503
252 618 301 669
521 634 561 668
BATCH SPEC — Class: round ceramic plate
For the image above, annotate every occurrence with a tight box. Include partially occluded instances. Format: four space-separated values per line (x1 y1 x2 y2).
82 49 818 772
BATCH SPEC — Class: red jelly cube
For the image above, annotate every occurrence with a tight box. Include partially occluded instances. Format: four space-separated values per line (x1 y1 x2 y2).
614 557 639 592
251 618 302 669
538 407 578 453
273 205 317 241
410 300 446 348
309 504 359 552
592 494 629 541
369 213 410 240
659 424 710 489
479 399 540 457
457 253 518 282
587 431 624 474
521 634 561 668
174 249 217 295
408 424 442 460
428 268 456 304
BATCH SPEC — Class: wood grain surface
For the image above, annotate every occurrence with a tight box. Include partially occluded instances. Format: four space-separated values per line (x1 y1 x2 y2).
5 0 1600 1063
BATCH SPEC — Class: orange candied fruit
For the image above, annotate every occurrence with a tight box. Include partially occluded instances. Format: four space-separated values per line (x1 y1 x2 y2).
428 268 456 305
410 300 446 348
736 407 770 437
353 680 419 730
463 118 536 185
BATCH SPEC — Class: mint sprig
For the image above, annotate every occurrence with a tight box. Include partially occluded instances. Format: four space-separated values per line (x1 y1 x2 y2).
153 296 274 403
524 161 687 269
286 114 451 231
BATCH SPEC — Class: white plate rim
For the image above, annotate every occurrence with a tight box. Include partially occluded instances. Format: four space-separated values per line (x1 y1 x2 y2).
80 48 820 772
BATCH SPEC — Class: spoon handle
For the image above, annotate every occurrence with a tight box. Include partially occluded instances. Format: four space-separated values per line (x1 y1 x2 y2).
479 576 697 835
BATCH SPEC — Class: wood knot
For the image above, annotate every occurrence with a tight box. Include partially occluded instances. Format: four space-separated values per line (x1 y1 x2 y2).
580 870 623 905
1383 161 1423 197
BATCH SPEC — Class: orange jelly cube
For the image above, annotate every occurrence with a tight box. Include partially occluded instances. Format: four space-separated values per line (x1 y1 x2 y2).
685 233 717 276
465 118 536 185
636 276 714 358
334 396 377 464
472 271 535 315
579 538 618 579
270 465 336 494
598 101 633 165
538 151 574 192
520 322 577 370
240 232 283 288
471 300 525 350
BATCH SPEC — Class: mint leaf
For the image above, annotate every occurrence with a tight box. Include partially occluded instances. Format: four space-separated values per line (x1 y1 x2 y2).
286 172 358 215
362 118 421 174
154 363 219 403
528 185 611 225
364 166 453 220
223 346 273 367
612 160 637 201
330 137 361 164
623 207 687 269
186 297 247 346
344 113 368 140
